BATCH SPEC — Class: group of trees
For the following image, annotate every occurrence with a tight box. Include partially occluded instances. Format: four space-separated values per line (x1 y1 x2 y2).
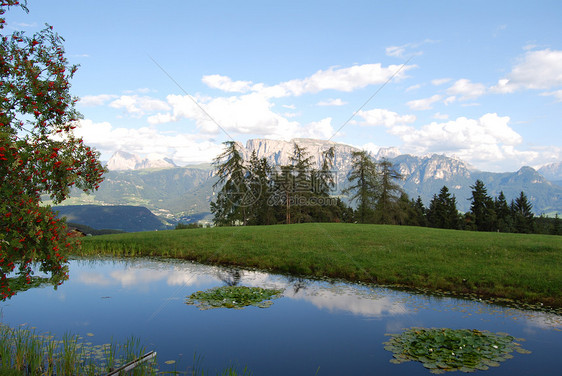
211 142 561 236
210 141 352 226
422 183 547 234
1 1 105 300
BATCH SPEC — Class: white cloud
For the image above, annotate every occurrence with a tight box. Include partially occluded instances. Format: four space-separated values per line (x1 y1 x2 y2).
360 142 381 155
109 95 171 116
358 108 416 127
123 88 153 94
385 39 437 58
76 119 223 165
433 112 449 120
385 45 407 58
202 74 254 93
148 92 298 137
272 63 415 96
389 113 534 170
443 96 457 105
446 79 486 100
431 78 451 86
405 84 422 92
303 118 335 139
541 89 562 102
406 94 442 110
317 98 347 106
79 94 118 106
491 48 562 93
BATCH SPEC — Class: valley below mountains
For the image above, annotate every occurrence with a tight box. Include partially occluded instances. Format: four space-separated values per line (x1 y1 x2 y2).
54 138 562 230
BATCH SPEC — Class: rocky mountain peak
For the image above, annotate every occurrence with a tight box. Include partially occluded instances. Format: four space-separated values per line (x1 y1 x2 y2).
538 162 562 181
107 150 176 171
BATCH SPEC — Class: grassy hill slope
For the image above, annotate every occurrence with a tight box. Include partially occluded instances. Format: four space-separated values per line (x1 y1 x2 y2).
78 223 562 308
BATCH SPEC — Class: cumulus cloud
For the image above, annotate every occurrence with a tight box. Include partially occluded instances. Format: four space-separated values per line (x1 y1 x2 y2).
431 78 451 86
541 89 562 102
358 108 416 127
148 92 298 137
317 98 347 106
406 94 442 110
75 119 224 165
79 94 118 106
433 112 449 120
405 84 422 92
272 63 414 96
491 48 562 93
301 118 335 139
385 39 437 58
197 63 414 99
109 95 171 116
446 79 486 100
388 113 536 170
202 74 254 93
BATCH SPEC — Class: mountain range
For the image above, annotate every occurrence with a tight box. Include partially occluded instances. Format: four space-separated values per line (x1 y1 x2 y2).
54 138 562 228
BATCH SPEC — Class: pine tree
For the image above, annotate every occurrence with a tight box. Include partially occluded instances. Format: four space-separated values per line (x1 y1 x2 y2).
427 186 460 229
511 191 535 233
373 159 403 224
343 150 379 223
406 196 428 227
210 141 250 226
552 214 561 236
494 191 512 232
469 180 496 231
246 151 275 225
289 142 315 223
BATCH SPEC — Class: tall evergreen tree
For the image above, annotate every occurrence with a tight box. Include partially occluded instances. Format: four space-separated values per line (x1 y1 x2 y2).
210 141 250 226
246 151 275 225
469 180 496 231
315 146 336 196
427 186 460 229
552 214 561 236
409 196 428 227
289 143 315 223
373 159 403 224
494 191 512 232
343 150 379 223
511 191 535 233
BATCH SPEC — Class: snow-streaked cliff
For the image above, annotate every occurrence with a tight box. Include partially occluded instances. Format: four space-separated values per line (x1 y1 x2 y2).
107 151 176 171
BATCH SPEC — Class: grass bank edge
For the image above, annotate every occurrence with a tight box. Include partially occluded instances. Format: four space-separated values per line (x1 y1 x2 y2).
77 223 562 309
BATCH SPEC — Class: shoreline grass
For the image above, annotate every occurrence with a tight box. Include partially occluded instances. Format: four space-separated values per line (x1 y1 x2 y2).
77 223 562 309
0 323 157 375
0 323 253 375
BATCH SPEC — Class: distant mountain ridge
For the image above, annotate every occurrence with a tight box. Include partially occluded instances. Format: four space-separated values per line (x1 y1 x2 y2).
56 138 562 221
107 150 176 171
538 162 562 185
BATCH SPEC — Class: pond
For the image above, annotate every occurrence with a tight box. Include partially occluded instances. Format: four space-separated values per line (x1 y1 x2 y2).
1 258 561 375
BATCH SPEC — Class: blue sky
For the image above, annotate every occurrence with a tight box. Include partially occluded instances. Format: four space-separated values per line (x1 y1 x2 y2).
5 0 562 171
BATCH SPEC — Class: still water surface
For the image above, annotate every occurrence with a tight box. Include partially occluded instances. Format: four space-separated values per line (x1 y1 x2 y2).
1 258 561 375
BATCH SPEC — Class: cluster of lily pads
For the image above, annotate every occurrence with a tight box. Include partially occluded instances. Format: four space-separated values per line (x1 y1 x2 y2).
186 286 283 310
384 327 531 374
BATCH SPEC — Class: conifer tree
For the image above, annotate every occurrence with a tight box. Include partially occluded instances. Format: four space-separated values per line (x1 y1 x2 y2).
511 191 534 233
343 150 379 223
427 186 460 229
373 159 403 224
211 141 250 226
469 180 496 231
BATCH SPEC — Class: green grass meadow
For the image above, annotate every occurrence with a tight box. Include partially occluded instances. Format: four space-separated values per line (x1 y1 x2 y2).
78 223 562 308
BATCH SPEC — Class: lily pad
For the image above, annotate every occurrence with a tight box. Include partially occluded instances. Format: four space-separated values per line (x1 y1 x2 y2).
383 328 530 373
186 286 283 310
